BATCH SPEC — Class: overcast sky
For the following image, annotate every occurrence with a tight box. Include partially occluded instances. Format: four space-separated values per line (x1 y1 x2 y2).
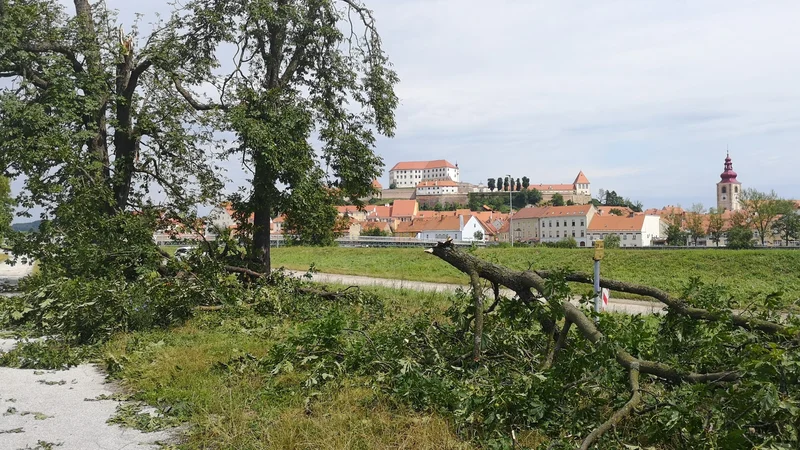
13 0 800 217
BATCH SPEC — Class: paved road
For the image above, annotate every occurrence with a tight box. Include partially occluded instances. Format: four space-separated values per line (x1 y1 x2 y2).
286 270 667 316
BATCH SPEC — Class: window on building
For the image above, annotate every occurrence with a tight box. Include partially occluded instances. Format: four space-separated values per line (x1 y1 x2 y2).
721 186 727 194
581 231 585 237
572 221 575 226
623 234 627 240
556 231 560 238
581 220 584 226
572 231 576 237
735 186 739 193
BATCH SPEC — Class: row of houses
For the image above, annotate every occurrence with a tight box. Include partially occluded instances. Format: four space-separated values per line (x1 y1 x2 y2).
496 204 664 247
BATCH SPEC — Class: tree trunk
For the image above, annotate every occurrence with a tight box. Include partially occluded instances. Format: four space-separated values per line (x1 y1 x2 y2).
251 159 273 273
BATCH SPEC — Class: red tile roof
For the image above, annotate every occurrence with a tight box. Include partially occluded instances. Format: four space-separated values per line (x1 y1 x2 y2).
573 171 590 184
390 160 457 171
512 206 550 220
588 215 646 232
391 200 418 217
538 205 594 217
372 179 383 190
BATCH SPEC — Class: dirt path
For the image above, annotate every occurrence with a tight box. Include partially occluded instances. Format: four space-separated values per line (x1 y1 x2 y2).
0 338 176 450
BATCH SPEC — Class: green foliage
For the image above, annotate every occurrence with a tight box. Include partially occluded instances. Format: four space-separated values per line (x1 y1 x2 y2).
772 209 800 246
178 0 399 270
598 189 643 212
727 225 754 249
521 176 530 190
551 193 565 206
389 182 397 189
0 339 93 369
0 269 224 344
469 189 541 211
0 176 11 244
540 237 577 248
608 208 624 216
101 273 800 449
361 226 389 237
604 234 621 248
487 178 496 191
283 174 341 246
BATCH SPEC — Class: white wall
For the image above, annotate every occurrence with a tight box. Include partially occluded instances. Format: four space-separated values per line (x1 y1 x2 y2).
461 216 487 242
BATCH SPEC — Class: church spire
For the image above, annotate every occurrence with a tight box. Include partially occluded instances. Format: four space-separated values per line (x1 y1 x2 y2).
720 152 739 183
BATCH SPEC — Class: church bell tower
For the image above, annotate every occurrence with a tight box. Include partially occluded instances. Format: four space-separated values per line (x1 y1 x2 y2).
716 152 741 212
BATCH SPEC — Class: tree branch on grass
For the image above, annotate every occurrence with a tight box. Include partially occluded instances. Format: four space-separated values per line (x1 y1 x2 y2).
579 363 642 450
536 270 789 336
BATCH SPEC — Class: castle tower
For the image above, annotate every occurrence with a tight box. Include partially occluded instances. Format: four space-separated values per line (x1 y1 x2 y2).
573 170 591 196
716 152 741 212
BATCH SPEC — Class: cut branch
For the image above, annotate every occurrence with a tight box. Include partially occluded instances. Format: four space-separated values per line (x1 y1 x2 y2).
579 363 642 450
537 270 789 336
427 241 741 384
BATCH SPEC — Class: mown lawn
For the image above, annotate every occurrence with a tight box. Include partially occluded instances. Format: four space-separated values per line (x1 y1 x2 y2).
271 247 800 304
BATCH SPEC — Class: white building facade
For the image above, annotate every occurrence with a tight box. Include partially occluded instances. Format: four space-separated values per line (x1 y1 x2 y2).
416 180 459 196
588 215 663 247
537 205 597 247
389 160 460 188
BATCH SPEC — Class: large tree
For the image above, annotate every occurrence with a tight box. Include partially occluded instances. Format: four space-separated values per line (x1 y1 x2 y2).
685 204 706 246
707 207 726 246
487 178 495 192
772 202 800 246
741 188 783 246
0 0 221 273
0 176 11 244
174 0 398 272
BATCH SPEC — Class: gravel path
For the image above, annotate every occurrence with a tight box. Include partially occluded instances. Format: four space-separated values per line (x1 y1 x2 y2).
0 338 176 450
286 270 667 316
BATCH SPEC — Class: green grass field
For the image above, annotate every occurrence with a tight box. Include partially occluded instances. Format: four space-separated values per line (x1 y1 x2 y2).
271 247 800 304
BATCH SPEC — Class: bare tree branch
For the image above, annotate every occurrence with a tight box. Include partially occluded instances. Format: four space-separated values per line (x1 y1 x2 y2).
173 78 225 111
580 363 642 450
537 270 789 336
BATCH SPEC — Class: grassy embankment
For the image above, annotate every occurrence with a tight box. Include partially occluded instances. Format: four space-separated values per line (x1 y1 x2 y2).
102 285 478 449
271 247 800 304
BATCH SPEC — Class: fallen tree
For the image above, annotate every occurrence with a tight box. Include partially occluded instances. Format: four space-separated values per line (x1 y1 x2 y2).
426 239 797 448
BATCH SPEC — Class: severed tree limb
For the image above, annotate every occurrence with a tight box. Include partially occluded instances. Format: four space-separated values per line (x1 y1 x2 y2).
537 270 789 336
427 240 741 383
470 270 484 361
542 319 572 370
563 302 739 383
579 363 642 450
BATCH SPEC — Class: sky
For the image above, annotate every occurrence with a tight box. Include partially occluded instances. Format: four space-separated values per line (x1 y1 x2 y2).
11 0 800 216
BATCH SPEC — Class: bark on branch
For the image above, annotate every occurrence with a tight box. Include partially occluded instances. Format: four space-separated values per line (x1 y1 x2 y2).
427 240 741 383
536 270 789 336
579 363 642 450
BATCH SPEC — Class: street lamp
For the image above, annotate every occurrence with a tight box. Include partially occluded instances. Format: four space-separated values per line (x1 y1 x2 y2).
507 174 513 247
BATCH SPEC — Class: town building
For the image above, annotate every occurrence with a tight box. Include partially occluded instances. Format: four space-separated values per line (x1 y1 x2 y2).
717 153 742 212
588 215 663 247
389 160 459 188
416 180 459 196
537 204 597 246
526 171 592 205
506 206 549 243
